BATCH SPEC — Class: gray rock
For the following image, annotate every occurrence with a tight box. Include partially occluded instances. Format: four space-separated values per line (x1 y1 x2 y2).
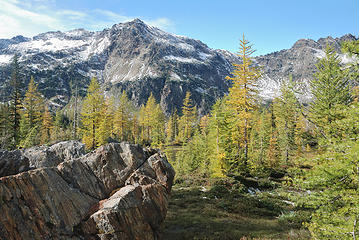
0 149 30 177
0 142 175 240
24 140 85 168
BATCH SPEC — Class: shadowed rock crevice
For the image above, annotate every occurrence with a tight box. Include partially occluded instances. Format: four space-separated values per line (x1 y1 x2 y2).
0 141 175 240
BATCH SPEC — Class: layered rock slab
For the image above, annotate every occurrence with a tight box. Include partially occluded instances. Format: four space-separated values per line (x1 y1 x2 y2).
0 142 175 240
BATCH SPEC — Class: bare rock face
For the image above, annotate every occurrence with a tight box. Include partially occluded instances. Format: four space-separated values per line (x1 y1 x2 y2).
0 149 30 177
24 140 86 168
0 142 175 240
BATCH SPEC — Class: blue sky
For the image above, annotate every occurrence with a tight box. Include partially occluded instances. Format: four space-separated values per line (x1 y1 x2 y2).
0 0 358 56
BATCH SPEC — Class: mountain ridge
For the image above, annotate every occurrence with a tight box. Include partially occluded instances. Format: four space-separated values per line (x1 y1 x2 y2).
0 19 357 113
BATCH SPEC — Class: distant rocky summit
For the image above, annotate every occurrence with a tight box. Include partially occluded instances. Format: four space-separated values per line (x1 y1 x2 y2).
0 141 175 240
0 18 357 113
255 33 358 102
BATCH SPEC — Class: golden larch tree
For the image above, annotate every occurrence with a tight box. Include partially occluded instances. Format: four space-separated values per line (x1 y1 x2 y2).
22 76 44 129
179 91 197 142
226 35 260 169
114 91 131 141
40 105 53 144
96 97 116 146
81 77 105 149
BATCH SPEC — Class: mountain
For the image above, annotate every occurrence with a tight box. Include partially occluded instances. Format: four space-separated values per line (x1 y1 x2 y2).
255 34 358 102
0 19 357 113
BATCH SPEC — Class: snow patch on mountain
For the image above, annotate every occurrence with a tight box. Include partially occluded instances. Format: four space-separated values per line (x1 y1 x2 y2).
313 48 356 65
65 29 89 37
0 54 12 65
340 54 357 64
198 52 212 60
170 72 182 81
257 74 282 100
164 55 203 64
313 48 326 59
80 35 110 59
13 38 88 52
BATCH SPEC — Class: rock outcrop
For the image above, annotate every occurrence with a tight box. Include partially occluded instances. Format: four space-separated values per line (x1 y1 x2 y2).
0 149 30 178
0 142 175 240
24 140 85 168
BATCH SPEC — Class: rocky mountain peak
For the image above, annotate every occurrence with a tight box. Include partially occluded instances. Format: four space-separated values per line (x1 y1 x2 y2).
292 38 319 49
290 34 358 52
11 35 30 43
339 33 357 42
130 18 147 25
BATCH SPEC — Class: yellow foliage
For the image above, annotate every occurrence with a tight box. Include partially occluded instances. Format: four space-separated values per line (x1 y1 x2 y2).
226 35 260 167
179 91 197 142
40 106 53 144
81 77 105 149
22 76 44 128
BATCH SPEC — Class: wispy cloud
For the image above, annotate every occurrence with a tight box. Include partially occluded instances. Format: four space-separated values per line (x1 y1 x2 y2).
147 18 174 31
94 9 132 23
0 0 174 38
56 10 88 20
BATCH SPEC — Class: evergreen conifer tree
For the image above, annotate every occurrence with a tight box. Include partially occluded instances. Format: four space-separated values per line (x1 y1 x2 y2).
0 102 12 149
310 45 351 141
9 55 22 148
273 79 300 165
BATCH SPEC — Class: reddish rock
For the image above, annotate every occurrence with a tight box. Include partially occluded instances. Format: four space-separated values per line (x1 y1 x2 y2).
0 142 175 240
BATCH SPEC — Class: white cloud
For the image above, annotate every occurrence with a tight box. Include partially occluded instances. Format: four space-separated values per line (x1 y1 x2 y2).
146 18 174 31
94 9 132 23
0 0 174 39
91 9 174 32
56 10 88 20
0 0 65 38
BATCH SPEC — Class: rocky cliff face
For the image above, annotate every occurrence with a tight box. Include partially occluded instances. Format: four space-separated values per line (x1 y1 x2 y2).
0 141 175 240
0 18 357 113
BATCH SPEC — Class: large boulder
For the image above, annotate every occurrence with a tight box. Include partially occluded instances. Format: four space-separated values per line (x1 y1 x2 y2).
0 142 175 240
0 149 30 177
